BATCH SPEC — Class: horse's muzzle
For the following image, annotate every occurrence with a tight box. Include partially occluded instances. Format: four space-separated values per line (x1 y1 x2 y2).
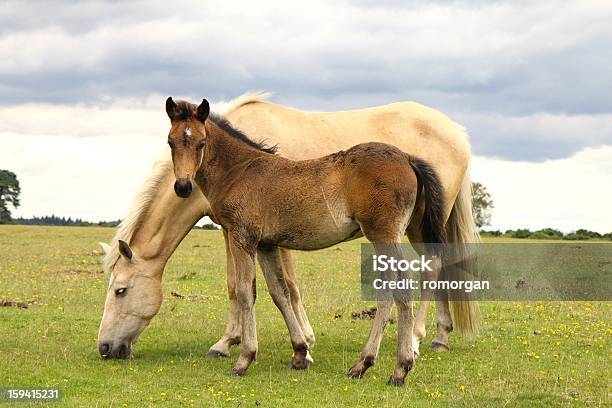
174 179 193 198
99 342 131 359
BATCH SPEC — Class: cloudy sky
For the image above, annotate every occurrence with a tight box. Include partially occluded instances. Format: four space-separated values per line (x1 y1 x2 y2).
1 0 611 232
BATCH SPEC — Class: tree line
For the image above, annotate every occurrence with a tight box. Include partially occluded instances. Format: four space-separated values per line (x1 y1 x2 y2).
12 215 121 227
481 228 612 241
10 215 218 229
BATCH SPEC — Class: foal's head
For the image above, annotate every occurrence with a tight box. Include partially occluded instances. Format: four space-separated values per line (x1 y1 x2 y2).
165 97 210 198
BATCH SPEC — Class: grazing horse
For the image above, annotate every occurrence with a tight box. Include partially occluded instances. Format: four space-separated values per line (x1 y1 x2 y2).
98 93 479 364
166 97 448 385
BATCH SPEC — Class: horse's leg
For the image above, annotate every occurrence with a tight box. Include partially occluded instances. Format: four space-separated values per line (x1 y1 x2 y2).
227 235 258 376
258 246 311 369
430 280 453 351
207 229 242 357
279 248 316 352
407 222 452 352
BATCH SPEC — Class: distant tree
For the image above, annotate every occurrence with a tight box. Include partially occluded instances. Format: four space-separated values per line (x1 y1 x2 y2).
512 228 532 239
530 228 564 240
535 228 564 239
199 223 220 230
574 229 602 239
0 170 21 223
480 229 502 237
472 182 494 229
563 229 601 241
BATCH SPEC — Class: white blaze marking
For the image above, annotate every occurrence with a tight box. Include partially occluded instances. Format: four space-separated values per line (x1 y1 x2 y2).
184 127 192 137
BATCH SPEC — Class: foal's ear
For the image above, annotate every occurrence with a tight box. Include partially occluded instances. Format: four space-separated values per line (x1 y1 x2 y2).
166 97 179 121
196 99 210 123
118 240 133 260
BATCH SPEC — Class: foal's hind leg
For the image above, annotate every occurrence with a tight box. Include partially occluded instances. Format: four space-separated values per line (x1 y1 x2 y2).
279 248 316 354
372 240 416 386
258 246 311 369
348 231 415 384
347 300 392 378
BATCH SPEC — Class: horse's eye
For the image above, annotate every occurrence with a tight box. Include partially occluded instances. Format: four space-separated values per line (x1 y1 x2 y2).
196 142 205 150
168 140 175 148
115 288 127 296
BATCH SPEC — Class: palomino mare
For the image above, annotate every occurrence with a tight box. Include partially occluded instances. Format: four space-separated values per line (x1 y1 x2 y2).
98 93 479 363
166 97 448 385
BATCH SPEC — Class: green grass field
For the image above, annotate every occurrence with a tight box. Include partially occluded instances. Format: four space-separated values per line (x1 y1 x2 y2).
0 226 609 406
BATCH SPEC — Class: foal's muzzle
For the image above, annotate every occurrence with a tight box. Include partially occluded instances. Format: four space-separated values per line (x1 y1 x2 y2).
174 179 193 198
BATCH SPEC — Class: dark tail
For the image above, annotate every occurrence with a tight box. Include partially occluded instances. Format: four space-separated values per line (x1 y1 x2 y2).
408 157 447 251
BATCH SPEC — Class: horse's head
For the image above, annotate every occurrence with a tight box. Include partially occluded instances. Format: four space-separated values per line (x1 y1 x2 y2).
97 240 162 359
165 97 210 198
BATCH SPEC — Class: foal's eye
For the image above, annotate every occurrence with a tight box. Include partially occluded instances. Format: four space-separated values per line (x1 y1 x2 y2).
196 142 205 150
168 140 175 148
115 288 127 296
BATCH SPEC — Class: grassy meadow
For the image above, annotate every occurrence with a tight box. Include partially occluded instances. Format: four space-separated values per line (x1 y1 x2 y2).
0 225 609 406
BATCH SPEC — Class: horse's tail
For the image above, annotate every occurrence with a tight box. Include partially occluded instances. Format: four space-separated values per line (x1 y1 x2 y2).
408 157 447 249
444 170 480 337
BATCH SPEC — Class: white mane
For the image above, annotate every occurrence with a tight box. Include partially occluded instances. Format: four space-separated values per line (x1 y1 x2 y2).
102 91 272 273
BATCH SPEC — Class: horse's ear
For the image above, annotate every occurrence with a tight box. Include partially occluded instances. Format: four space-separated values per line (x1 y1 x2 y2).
99 242 112 255
118 240 133 260
196 99 210 123
166 97 178 121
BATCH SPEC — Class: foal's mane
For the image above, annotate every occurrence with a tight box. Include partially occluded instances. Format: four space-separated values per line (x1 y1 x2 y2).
102 92 272 273
170 100 278 154
208 113 278 154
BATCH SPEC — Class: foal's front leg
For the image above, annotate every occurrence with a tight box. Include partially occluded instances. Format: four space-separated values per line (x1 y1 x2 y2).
227 235 259 376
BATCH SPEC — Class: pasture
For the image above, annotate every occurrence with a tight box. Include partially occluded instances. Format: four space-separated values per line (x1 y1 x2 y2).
0 225 609 406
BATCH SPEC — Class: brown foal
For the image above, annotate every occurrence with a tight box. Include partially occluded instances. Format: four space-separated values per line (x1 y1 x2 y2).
166 97 447 385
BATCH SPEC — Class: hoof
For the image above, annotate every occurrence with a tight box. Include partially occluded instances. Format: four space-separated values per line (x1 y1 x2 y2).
207 349 230 358
230 367 247 377
347 359 373 379
289 355 311 370
290 358 311 370
347 367 365 379
290 349 312 370
292 350 315 365
387 376 405 386
347 357 374 379
429 341 450 352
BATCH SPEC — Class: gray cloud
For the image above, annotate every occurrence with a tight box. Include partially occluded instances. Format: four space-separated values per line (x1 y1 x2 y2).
1 0 611 161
